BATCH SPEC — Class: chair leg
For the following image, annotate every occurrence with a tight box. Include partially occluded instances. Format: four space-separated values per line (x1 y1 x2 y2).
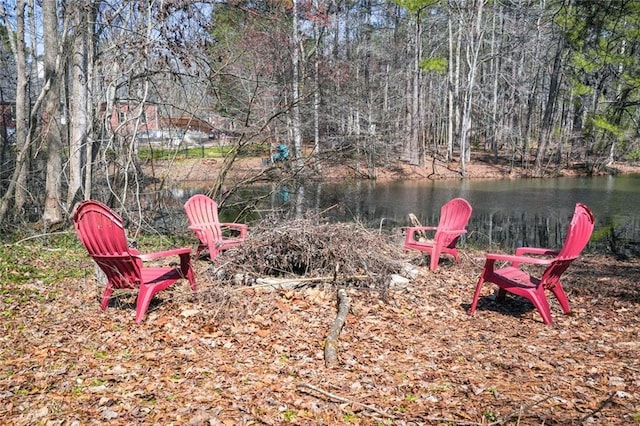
193 244 204 260
429 249 440 271
527 289 554 325
496 288 507 302
100 285 114 311
550 283 571 314
209 246 221 261
134 285 158 323
468 275 486 315
187 266 196 290
179 254 197 291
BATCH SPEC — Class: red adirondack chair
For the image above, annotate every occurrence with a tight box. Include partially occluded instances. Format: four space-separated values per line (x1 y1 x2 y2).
404 198 473 271
468 203 595 325
73 200 196 322
184 194 248 260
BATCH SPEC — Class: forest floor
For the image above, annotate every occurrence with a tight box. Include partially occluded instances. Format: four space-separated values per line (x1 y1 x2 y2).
2 153 639 425
1 218 639 425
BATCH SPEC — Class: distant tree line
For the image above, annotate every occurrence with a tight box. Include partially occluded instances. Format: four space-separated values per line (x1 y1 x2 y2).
0 0 638 228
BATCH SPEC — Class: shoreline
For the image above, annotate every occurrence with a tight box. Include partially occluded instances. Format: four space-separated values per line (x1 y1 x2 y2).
143 154 640 186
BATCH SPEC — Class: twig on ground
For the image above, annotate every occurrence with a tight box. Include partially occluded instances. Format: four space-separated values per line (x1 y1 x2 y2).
296 382 397 420
489 394 556 425
575 392 617 426
324 288 349 368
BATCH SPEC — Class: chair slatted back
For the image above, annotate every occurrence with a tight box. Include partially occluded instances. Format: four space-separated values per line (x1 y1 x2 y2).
73 201 141 290
434 198 473 248
184 194 223 241
541 203 595 289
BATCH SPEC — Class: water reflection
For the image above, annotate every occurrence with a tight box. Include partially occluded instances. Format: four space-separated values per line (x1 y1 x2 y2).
249 174 640 252
155 174 640 253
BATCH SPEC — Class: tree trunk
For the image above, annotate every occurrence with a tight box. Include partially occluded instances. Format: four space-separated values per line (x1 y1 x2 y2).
0 0 29 222
401 9 422 166
447 16 455 162
312 0 321 173
291 0 303 171
364 0 376 178
42 0 63 225
410 9 422 166
453 21 462 163
489 6 503 160
83 4 97 201
534 39 563 176
68 3 90 208
459 0 485 176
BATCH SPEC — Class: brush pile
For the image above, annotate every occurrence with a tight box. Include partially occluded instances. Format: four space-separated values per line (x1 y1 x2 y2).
208 215 411 290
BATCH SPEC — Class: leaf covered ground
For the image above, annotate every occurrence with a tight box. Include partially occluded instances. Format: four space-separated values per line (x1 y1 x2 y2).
1 222 639 425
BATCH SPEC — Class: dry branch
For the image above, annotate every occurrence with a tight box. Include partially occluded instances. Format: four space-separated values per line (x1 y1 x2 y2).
232 274 369 291
324 288 349 368
408 212 428 240
297 382 397 420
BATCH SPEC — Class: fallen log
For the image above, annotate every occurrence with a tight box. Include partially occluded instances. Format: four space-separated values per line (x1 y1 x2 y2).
233 274 368 291
324 288 349 368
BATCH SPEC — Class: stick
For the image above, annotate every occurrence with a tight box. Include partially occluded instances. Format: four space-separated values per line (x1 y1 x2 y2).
297 383 396 419
232 274 369 291
324 288 349 368
408 213 428 240
408 213 422 228
575 392 617 425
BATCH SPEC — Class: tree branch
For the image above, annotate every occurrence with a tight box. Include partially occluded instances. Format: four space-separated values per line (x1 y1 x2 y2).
324 288 349 368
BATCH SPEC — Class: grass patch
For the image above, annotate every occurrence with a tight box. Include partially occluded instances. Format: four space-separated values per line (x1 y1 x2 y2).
137 143 270 161
0 230 188 305
138 145 233 160
0 232 87 286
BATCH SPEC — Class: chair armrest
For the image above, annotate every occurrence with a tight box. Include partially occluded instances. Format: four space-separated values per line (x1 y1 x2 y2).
437 229 467 235
485 252 554 266
406 226 438 232
514 247 559 257
404 226 437 245
221 222 248 232
138 247 192 261
405 226 437 238
221 222 248 229
189 223 247 235
220 223 248 239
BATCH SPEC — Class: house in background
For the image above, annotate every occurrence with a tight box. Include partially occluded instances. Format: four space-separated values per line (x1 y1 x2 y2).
102 101 237 148
102 101 161 137
0 101 15 144
0 43 17 147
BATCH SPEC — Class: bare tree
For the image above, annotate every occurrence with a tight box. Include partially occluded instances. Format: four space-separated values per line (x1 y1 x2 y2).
400 6 423 166
41 0 66 225
291 0 304 171
534 38 563 176
67 2 92 208
0 1 33 224
456 0 485 176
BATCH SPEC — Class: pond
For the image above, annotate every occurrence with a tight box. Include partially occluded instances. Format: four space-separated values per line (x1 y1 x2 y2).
169 174 640 254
